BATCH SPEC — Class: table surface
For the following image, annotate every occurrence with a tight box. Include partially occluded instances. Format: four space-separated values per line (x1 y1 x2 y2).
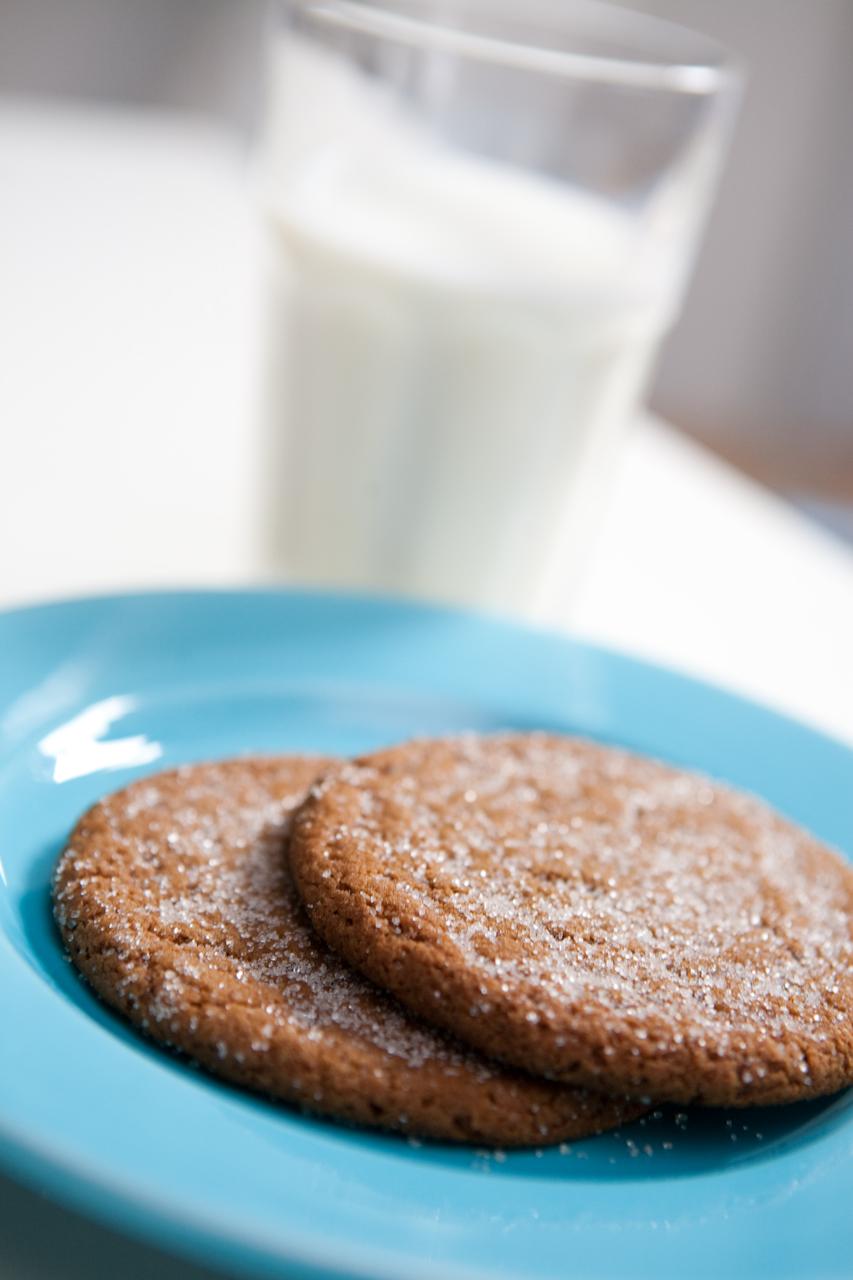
1 99 852 1279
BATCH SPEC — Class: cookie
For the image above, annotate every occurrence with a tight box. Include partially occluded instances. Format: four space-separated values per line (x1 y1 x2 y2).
53 756 642 1145
289 733 853 1107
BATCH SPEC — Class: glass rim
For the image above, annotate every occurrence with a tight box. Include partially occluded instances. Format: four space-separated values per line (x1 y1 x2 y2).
285 0 740 96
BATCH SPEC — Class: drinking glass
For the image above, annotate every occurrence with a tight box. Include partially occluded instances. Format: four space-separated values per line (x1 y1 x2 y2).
256 0 740 618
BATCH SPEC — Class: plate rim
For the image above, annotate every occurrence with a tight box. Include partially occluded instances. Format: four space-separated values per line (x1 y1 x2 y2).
1 581 850 757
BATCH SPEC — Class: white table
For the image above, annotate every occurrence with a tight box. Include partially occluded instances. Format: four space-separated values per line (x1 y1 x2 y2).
3 101 851 748
1 100 852 1280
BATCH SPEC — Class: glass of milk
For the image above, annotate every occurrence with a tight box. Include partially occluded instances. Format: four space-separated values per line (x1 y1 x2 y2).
256 0 739 619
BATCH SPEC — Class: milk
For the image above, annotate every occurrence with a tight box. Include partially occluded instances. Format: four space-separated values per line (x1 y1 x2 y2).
257 40 682 617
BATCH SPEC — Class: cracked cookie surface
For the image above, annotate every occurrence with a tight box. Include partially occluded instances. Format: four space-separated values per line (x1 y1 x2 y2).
289 734 853 1107
53 756 642 1144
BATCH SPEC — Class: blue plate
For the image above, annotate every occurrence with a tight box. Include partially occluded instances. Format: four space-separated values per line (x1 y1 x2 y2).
1 589 851 1280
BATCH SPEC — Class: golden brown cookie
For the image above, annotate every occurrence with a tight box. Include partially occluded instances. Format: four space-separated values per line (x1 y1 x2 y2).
52 756 642 1145
289 733 853 1107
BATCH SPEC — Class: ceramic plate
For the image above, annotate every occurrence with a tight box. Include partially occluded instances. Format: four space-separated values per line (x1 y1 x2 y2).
1 590 851 1279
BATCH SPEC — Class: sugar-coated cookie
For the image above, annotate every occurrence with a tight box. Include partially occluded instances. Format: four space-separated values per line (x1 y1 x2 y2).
290 734 853 1106
53 757 642 1144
